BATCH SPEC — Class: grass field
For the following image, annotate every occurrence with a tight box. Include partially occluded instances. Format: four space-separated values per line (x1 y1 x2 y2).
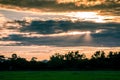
0 71 120 80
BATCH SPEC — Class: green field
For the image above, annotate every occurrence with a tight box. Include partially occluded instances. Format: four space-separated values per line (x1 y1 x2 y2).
0 71 120 80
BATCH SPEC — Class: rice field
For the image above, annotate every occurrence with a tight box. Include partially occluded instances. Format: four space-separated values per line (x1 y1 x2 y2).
0 71 120 80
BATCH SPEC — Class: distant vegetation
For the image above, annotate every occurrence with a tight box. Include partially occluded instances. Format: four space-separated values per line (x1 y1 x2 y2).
0 51 120 71
0 0 119 11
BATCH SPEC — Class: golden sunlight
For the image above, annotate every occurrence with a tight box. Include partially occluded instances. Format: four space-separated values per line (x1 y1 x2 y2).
23 31 92 38
67 12 96 19
68 31 91 35
84 31 92 42
66 12 107 23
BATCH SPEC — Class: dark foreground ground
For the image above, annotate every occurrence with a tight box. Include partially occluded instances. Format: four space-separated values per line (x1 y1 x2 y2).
0 71 120 80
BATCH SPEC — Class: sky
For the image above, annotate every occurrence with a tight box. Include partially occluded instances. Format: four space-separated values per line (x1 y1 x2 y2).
0 1 120 60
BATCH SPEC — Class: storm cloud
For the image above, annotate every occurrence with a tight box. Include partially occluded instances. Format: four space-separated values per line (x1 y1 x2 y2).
1 20 120 47
20 20 120 34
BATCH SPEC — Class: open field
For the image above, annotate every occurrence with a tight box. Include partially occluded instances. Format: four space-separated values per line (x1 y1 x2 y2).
0 71 120 80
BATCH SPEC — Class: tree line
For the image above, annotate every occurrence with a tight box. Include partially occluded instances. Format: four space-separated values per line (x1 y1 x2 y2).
0 51 120 71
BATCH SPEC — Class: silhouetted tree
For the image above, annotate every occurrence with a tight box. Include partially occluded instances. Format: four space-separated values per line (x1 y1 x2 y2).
1 51 120 71
0 55 5 62
11 53 18 60
30 57 37 62
107 51 114 58
91 51 106 59
49 53 65 69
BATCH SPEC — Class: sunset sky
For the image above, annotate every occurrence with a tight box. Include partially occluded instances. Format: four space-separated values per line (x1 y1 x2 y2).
0 0 120 60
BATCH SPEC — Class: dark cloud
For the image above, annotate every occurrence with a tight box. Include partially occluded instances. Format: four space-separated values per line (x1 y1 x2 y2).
1 32 120 47
0 0 119 12
20 20 120 34
1 20 120 47
1 34 85 46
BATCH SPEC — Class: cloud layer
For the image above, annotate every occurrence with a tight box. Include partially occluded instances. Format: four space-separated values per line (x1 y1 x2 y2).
1 20 120 47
